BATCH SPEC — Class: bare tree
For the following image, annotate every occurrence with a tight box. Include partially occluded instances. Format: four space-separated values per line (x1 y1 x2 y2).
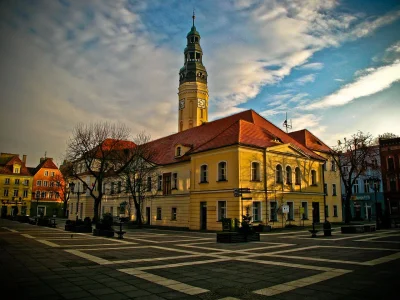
330 131 378 224
65 122 131 221
114 132 159 228
373 132 398 145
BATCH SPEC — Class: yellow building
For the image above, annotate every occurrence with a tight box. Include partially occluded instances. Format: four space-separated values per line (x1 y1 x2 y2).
0 153 33 217
289 130 343 223
69 17 332 230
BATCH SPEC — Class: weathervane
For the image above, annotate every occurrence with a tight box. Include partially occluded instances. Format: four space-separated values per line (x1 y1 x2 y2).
283 112 292 133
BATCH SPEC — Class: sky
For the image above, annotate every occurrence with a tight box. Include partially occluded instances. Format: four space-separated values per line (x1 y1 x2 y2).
0 0 399 167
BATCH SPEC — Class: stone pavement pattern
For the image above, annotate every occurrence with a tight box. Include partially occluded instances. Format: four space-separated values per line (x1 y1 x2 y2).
1 219 399 300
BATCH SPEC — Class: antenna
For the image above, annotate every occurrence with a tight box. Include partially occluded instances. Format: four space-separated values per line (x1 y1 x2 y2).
283 112 292 133
44 151 47 158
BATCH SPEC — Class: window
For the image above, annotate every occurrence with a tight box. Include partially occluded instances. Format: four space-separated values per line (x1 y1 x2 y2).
390 177 397 192
324 183 328 196
388 157 395 171
163 173 171 195
5 178 10 184
23 179 29 186
343 166 349 174
156 207 162 220
301 202 308 220
55 192 60 199
172 173 178 189
323 162 327 171
218 162 227 181
325 205 329 217
13 190 18 197
276 165 283 183
71 203 73 215
287 202 294 220
44 181 49 187
176 147 181 156
36 191 40 198
50 181 54 187
251 162 260 181
332 184 337 196
295 168 301 185
51 172 55 177
353 180 359 194
333 205 338 217
364 180 370 193
311 170 317 185
171 207 177 220
3 189 8 197
217 201 226 221
117 181 122 193
331 160 336 171
158 175 162 191
270 202 277 221
41 191 46 198
23 190 28 198
200 165 208 183
111 182 115 194
49 192 53 199
13 167 20 174
253 202 261 222
147 177 152 191
286 166 292 184
44 171 48 176
14 179 20 185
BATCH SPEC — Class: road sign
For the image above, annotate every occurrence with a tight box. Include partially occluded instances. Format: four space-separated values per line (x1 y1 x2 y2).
282 205 289 214
241 197 253 200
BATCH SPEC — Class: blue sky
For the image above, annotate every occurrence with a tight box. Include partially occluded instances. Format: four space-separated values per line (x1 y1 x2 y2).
0 0 399 166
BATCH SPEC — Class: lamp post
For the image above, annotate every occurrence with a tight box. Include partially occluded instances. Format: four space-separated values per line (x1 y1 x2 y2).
69 182 86 221
368 176 381 229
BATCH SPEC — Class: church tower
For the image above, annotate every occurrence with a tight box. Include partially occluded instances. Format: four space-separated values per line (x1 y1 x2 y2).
178 12 209 132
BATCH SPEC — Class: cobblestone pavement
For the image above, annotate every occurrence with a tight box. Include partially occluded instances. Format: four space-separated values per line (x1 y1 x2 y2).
1 219 399 300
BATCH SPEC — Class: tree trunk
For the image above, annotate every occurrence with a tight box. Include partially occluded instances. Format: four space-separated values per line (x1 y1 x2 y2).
134 201 142 228
344 192 352 224
93 199 100 222
63 201 68 218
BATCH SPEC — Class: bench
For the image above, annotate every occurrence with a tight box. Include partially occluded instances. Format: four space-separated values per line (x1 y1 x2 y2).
49 218 57 228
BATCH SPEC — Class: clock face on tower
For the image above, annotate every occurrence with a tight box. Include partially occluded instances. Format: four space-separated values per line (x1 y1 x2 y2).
197 98 206 109
179 99 185 110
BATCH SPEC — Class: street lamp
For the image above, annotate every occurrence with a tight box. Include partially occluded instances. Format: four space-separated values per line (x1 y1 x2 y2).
69 182 86 221
368 176 381 229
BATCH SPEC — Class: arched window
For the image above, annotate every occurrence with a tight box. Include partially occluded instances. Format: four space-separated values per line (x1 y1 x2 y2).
295 167 301 185
218 161 227 181
286 166 292 184
200 165 208 183
311 170 317 185
276 165 283 183
251 162 260 181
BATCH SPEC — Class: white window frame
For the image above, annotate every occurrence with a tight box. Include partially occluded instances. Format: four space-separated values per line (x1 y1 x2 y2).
217 201 227 221
251 161 261 181
217 161 227 181
3 189 9 197
200 164 208 183
171 207 177 221
23 179 29 186
43 181 48 187
353 179 359 194
44 171 49 176
23 190 28 198
172 173 178 189
253 201 261 222
158 175 162 191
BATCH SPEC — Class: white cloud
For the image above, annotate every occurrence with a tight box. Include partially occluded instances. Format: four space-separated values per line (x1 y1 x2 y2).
308 60 400 109
334 78 344 82
297 62 324 70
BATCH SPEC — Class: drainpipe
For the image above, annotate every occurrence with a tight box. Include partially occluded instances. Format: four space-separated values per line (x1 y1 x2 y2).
263 148 268 225
322 162 327 222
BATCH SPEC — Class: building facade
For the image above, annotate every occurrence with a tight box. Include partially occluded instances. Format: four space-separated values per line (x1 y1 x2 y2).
31 157 65 217
380 137 400 217
0 153 33 217
69 18 331 230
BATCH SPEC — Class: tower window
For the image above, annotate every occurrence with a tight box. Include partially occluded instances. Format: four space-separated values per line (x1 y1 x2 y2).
190 52 194 60
196 52 200 60
195 37 199 42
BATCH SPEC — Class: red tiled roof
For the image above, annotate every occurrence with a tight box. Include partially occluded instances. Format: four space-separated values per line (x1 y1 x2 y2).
145 110 324 165
93 139 136 158
0 154 32 176
289 129 332 153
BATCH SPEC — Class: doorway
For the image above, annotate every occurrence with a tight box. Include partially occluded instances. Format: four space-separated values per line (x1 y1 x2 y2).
146 207 151 225
200 202 207 230
312 202 320 223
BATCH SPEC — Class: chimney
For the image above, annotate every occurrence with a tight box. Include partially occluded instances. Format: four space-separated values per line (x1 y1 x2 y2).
22 155 27 165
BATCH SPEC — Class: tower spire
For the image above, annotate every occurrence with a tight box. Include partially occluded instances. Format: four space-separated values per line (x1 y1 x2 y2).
192 9 195 27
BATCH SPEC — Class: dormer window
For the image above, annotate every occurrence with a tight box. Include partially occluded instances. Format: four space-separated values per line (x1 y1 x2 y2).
13 167 20 174
176 147 181 157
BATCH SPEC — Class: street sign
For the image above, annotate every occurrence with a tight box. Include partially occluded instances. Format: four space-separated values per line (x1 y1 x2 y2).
282 205 289 214
234 191 241 197
241 197 253 200
239 188 251 193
